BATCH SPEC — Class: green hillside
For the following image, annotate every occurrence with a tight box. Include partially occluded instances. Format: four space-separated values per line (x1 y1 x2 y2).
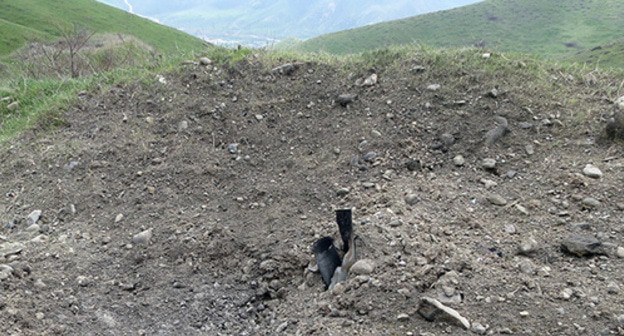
569 39 624 69
295 0 624 60
0 0 207 56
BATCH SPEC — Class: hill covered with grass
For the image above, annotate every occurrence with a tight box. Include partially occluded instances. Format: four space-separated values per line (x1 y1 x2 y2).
0 0 207 57
294 0 624 62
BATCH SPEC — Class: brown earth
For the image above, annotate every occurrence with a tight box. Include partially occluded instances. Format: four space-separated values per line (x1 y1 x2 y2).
1 51 624 335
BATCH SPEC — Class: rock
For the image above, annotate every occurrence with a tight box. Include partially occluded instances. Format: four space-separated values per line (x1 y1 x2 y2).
397 313 410 321
582 164 602 178
26 224 40 232
482 53 491 59
76 276 91 287
427 84 441 91
259 259 278 272
484 116 509 146
255 114 264 121
178 120 188 131
132 229 153 245
561 235 605 257
487 88 499 98
411 65 426 73
336 94 357 106
504 224 516 234
453 155 465 166
336 188 350 197
482 158 496 169
472 323 487 335
114 214 124 223
275 321 288 333
519 311 530 317
405 194 419 206
272 63 296 75
198 57 212 65
350 259 375 275
0 242 25 257
0 264 13 280
561 288 574 300
605 113 624 140
227 143 238 154
519 122 534 129
480 178 497 189
525 144 535 155
360 73 378 86
440 133 455 147
406 160 421 171
27 210 42 226
417 297 470 330
362 151 377 163
607 282 620 294
64 161 80 171
616 96 624 110
362 182 375 189
581 197 600 209
518 237 539 255
6 101 19 111
518 258 535 274
389 218 403 227
487 193 507 206
616 246 624 258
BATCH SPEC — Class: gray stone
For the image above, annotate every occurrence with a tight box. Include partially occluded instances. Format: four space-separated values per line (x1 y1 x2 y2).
0 264 13 280
453 155 465 166
0 242 25 257
440 133 455 147
132 229 153 245
616 96 624 110
27 210 42 226
616 246 624 258
581 197 600 209
582 164 602 178
482 158 496 169
227 143 238 154
417 297 470 330
561 288 574 300
518 237 538 255
427 84 441 91
336 188 350 196
178 120 188 131
607 282 620 294
362 151 377 163
406 160 421 171
561 235 605 257
350 259 375 275
336 94 357 106
525 144 535 155
272 63 296 76
7 101 19 111
487 193 507 206
472 323 487 335
397 313 410 321
519 122 534 129
361 73 378 86
198 57 212 65
405 194 419 205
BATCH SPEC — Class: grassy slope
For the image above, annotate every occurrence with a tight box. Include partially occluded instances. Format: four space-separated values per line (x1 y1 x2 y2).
0 0 207 56
295 0 624 60
569 39 624 68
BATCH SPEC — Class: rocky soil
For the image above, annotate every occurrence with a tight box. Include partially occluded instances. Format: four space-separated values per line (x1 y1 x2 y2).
1 51 624 335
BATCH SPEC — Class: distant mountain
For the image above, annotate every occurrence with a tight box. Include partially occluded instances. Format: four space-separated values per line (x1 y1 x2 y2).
97 1 482 47
0 0 206 57
294 0 624 59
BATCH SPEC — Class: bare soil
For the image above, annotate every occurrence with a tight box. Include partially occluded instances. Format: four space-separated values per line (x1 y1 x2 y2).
1 53 623 336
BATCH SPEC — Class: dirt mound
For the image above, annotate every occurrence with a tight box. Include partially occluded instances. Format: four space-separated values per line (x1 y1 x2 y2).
1 51 624 335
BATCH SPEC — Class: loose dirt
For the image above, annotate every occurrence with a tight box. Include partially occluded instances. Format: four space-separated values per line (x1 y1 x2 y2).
1 52 623 335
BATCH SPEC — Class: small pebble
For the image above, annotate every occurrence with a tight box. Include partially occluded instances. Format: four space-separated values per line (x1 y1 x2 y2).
132 229 153 245
582 164 602 178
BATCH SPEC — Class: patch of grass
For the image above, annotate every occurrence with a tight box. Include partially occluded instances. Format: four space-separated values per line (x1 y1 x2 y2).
0 49 202 142
568 39 624 69
0 0 207 57
294 0 624 65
